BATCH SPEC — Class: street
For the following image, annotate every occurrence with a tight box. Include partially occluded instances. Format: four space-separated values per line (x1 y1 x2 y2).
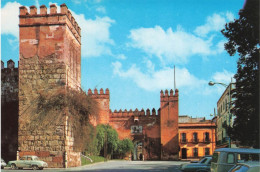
2 160 184 172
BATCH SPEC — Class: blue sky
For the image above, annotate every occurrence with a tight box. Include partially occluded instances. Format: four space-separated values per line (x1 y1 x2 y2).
1 0 244 118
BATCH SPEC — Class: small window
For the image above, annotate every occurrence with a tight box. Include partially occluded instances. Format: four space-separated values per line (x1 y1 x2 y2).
227 153 235 164
205 148 210 156
27 157 32 160
181 133 186 143
193 148 198 157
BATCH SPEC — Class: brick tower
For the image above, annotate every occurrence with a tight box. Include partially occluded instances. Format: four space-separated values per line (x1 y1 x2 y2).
160 89 179 160
18 4 81 167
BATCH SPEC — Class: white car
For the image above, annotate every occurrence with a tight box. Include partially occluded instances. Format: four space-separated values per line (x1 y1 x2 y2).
1 158 7 169
8 155 48 170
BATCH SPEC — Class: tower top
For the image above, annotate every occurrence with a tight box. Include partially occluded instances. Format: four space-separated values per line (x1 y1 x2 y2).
19 3 81 43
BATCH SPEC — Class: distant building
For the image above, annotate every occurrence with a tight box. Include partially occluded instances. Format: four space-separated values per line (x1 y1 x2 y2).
179 115 216 159
216 83 235 148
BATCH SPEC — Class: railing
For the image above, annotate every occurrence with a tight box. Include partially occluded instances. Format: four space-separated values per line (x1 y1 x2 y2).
180 139 187 143
192 139 199 144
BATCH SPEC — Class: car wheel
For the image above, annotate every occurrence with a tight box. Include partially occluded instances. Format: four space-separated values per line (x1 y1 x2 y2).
1 166 3 169
11 163 16 170
39 167 43 170
32 165 38 170
18 167 23 169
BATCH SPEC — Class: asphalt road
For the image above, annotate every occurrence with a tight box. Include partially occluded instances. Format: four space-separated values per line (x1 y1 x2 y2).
2 160 184 172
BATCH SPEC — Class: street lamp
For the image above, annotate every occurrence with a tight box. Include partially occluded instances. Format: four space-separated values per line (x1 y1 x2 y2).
209 81 233 148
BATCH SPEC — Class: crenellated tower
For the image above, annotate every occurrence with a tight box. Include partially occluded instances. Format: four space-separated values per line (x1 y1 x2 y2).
160 89 179 160
18 4 81 168
88 88 110 125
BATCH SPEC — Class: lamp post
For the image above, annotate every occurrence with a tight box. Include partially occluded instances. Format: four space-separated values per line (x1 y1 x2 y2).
208 81 234 148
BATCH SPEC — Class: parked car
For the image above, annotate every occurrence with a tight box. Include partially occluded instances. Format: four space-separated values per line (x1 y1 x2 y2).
211 148 260 172
8 155 48 170
228 161 260 172
179 156 212 172
1 158 7 169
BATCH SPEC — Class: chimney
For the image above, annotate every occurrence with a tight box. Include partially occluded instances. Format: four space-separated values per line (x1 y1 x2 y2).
29 5 37 15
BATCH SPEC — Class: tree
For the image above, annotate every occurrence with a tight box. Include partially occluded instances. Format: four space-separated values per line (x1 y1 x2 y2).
116 138 134 159
221 0 259 148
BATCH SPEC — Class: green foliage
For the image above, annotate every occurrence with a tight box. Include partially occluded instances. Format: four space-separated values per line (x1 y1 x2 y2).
221 0 259 148
94 124 133 159
116 138 134 158
81 155 105 166
24 87 99 152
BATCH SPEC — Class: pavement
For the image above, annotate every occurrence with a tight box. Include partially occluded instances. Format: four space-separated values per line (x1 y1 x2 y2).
2 160 184 172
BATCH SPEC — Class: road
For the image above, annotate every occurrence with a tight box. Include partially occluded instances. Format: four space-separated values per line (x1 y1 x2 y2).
3 160 184 172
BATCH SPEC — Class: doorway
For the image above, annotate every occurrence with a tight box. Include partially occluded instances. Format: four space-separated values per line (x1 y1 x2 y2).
181 148 187 159
133 141 143 160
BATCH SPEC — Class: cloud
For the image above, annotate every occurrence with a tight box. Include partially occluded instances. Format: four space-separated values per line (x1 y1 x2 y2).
194 12 235 37
112 61 206 91
96 6 106 13
212 70 235 84
1 2 22 38
71 12 115 57
128 25 212 64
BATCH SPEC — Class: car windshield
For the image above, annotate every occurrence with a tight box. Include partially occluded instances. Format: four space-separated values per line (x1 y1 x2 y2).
199 158 208 164
33 157 39 161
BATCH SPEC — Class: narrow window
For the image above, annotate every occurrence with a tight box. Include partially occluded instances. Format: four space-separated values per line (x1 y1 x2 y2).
181 133 186 143
205 132 210 142
193 132 198 143
193 148 198 157
205 148 210 156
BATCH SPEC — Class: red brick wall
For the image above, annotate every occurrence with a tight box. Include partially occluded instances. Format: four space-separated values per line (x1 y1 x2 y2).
160 89 179 160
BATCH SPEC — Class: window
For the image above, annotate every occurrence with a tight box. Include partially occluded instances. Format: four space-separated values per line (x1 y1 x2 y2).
205 132 210 142
205 148 210 156
131 126 142 134
227 153 235 164
193 148 198 157
193 132 198 143
181 133 186 143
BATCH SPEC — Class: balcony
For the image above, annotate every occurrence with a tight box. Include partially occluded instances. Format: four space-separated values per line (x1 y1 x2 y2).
192 139 199 144
204 138 211 143
180 139 187 144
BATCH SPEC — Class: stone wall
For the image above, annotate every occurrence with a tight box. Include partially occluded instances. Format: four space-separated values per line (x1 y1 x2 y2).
18 3 81 168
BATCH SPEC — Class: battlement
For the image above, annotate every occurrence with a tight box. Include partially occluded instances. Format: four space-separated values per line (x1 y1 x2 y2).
111 108 160 117
160 89 178 102
87 88 110 99
19 3 81 43
1 60 18 70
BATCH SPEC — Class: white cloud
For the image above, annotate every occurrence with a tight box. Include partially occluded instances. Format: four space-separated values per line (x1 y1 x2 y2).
96 6 106 13
128 25 212 64
194 12 235 37
112 61 206 91
115 54 127 60
1 2 21 38
212 70 235 84
72 12 115 57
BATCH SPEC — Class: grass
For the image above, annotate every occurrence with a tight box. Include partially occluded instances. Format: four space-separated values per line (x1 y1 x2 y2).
81 155 106 166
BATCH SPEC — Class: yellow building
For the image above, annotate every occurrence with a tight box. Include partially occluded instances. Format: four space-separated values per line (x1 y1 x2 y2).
179 116 216 159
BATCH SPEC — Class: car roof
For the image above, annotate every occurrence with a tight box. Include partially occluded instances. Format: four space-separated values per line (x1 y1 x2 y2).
214 148 260 154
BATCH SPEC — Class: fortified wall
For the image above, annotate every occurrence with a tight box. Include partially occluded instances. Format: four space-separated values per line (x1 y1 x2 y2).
1 60 19 162
18 4 81 168
88 88 179 160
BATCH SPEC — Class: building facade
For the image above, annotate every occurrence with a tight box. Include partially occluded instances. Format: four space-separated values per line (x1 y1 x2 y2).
179 116 216 159
216 83 235 148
